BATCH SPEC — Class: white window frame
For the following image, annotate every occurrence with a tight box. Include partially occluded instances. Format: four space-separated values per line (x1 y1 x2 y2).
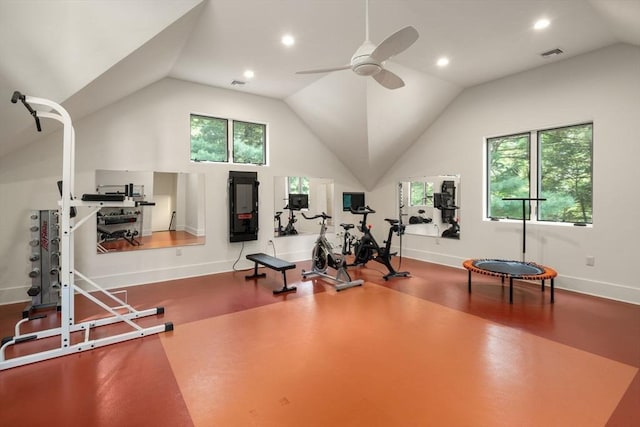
190 113 268 166
484 122 593 227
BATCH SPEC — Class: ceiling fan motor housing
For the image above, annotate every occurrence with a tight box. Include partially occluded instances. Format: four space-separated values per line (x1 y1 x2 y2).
351 41 382 76
353 60 382 76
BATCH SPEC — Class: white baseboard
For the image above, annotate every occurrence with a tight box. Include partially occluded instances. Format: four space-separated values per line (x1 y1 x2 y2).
4 249 636 306
0 286 31 306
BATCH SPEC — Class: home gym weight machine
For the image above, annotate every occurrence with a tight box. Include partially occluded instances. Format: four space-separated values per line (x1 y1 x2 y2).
1 92 172 371
301 212 363 291
349 206 409 280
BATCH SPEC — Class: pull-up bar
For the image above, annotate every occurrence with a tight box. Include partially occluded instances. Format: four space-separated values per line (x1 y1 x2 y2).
11 91 42 132
502 197 546 262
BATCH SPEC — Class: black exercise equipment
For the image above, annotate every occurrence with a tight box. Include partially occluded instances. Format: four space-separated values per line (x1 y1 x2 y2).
245 253 297 294
348 206 409 280
434 180 459 239
229 171 259 242
409 209 432 224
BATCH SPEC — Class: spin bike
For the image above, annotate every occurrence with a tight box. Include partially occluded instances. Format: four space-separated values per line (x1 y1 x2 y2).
301 212 363 291
349 206 409 280
278 204 299 236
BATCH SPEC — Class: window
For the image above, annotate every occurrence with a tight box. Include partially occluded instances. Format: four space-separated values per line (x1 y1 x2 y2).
487 133 531 219
190 114 266 165
233 121 266 165
486 123 592 224
190 115 228 162
409 181 434 206
538 124 593 223
287 176 309 195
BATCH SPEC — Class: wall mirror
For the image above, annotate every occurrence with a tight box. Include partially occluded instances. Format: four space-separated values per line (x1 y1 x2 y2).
398 175 460 239
95 170 206 253
273 176 334 237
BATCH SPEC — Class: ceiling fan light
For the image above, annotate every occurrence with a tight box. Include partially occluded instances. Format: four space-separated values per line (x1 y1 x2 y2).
354 63 382 76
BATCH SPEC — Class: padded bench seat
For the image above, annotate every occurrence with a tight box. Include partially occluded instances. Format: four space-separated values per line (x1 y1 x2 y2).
245 253 297 294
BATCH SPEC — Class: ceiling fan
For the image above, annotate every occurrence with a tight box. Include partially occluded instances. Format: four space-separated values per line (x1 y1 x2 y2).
296 0 419 89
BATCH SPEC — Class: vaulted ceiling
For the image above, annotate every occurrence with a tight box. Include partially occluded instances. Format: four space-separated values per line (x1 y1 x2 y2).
1 0 639 189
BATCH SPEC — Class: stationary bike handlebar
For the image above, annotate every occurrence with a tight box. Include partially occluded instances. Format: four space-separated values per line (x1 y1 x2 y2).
350 205 375 215
302 212 331 221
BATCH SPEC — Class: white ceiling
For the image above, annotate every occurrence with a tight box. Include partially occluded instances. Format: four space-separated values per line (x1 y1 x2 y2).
1 0 639 188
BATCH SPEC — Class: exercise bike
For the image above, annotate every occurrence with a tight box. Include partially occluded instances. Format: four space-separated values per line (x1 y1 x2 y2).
301 212 363 291
349 206 410 280
277 204 299 236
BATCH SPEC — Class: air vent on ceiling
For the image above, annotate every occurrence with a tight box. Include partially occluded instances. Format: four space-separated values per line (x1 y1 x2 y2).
231 80 246 86
540 48 564 58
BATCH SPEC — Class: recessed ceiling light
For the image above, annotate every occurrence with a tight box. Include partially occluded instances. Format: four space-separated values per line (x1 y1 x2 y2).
436 57 449 67
534 18 550 30
243 70 255 79
281 34 295 47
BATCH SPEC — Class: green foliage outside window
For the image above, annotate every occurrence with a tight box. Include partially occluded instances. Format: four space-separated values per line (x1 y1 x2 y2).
409 181 433 206
539 124 592 223
487 134 530 219
190 114 266 165
190 115 227 162
487 123 593 224
288 176 309 194
233 121 266 165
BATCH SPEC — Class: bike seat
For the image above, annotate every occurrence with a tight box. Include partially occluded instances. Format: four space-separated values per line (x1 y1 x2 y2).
384 218 399 225
340 223 354 230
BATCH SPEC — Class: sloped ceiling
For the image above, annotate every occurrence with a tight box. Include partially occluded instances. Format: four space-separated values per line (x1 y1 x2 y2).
0 0 203 156
1 0 639 189
287 63 461 189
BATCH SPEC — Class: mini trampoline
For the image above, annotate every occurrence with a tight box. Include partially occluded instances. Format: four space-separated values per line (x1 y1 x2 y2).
463 259 557 303
464 197 558 304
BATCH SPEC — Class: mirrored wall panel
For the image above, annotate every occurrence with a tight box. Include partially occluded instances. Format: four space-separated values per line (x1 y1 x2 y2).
273 176 334 237
95 170 206 253
398 175 460 239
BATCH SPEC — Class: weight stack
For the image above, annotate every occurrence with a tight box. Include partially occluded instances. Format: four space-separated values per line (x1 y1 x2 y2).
25 210 60 317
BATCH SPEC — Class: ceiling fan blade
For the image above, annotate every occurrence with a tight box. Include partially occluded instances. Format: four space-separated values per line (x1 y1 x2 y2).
371 26 419 62
373 68 405 90
296 65 351 75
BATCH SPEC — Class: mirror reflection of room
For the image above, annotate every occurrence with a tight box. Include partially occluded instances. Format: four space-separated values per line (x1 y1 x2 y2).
95 170 206 252
399 175 460 239
274 176 334 237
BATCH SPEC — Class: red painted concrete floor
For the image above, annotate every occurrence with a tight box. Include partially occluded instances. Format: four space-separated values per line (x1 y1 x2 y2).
0 258 638 426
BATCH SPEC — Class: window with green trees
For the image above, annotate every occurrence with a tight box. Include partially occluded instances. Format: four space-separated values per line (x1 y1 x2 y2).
233 121 266 165
288 176 309 195
486 123 592 224
409 181 433 206
190 115 228 162
190 114 266 165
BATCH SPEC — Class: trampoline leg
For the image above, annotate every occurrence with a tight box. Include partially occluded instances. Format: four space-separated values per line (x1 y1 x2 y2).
509 277 513 304
541 279 545 292
551 279 555 304
468 270 471 293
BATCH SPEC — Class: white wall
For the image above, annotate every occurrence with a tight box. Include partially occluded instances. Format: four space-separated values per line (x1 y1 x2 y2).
375 44 640 304
2 44 638 305
0 77 363 304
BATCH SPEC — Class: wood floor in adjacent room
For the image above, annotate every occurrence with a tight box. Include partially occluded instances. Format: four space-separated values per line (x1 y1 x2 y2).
0 258 638 426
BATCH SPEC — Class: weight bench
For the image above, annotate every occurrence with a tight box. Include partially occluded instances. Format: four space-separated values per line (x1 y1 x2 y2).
97 226 140 246
245 253 297 294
